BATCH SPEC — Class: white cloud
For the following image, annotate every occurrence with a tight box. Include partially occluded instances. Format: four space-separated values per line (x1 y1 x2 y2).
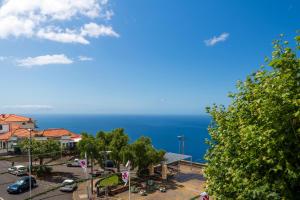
204 32 229 46
81 23 119 38
36 22 119 45
0 16 35 38
103 10 114 20
0 56 7 61
100 0 109 5
78 56 93 61
2 104 54 110
17 54 73 68
0 0 118 44
36 27 90 44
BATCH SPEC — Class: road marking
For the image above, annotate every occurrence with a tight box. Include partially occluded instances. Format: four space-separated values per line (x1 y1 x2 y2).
0 197 4 200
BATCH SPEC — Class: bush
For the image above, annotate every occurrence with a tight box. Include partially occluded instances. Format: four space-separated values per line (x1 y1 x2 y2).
13 146 22 155
32 165 53 177
96 174 120 188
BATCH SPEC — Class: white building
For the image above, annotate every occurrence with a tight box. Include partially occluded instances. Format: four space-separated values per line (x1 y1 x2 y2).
0 114 81 150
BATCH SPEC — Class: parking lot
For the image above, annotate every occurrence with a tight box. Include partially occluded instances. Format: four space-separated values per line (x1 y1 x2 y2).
0 159 86 200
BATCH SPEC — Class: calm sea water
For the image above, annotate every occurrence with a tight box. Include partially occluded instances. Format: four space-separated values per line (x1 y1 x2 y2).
29 114 211 163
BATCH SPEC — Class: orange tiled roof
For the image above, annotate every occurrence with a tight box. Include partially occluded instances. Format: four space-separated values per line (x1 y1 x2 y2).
39 128 79 138
0 128 39 141
0 123 21 141
0 122 22 131
0 132 11 141
0 128 80 141
12 129 39 138
10 124 22 131
0 114 32 122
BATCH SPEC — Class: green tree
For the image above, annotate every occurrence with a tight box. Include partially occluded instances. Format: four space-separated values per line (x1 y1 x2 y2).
205 34 300 199
77 133 102 159
96 130 113 152
20 139 60 165
130 136 165 176
108 128 129 172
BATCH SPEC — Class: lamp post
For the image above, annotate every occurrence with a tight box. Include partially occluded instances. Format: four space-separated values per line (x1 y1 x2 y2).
84 152 90 200
177 135 185 155
28 128 32 199
177 135 185 174
103 150 111 198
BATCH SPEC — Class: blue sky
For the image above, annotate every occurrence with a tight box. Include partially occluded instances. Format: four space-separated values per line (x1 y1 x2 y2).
0 0 299 115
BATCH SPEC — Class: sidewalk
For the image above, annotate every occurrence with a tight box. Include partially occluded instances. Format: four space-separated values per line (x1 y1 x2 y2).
73 178 104 200
73 181 91 200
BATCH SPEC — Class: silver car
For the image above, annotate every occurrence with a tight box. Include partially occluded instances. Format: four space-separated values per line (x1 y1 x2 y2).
60 179 77 192
8 165 27 176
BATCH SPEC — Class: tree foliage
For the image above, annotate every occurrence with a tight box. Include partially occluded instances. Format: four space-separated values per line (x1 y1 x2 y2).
20 139 60 165
77 132 104 163
107 128 129 172
95 128 129 171
128 136 165 176
78 129 165 176
205 34 300 199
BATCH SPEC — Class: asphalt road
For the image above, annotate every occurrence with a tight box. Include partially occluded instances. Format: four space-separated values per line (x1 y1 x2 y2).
31 189 73 200
0 160 85 200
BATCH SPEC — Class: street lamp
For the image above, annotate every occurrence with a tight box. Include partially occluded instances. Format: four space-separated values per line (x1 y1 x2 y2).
177 135 185 155
28 128 32 199
102 150 112 198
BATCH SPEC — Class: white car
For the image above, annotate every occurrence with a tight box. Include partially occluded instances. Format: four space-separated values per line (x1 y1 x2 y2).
8 165 27 176
67 160 80 167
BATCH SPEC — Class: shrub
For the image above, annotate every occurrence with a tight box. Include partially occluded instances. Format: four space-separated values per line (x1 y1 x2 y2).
32 165 53 177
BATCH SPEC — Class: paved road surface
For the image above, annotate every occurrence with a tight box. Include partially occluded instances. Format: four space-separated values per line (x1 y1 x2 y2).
0 160 80 200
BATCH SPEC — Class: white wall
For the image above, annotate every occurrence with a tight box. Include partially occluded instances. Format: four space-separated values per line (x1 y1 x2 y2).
10 121 35 129
0 124 9 134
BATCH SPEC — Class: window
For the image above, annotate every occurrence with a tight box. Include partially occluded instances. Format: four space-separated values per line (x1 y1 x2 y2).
0 125 2 130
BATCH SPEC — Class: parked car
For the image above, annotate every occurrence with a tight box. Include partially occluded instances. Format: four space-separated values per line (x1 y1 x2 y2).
8 166 17 174
8 165 27 176
60 179 77 192
66 158 81 167
104 160 115 168
7 176 37 194
89 169 104 177
67 158 91 167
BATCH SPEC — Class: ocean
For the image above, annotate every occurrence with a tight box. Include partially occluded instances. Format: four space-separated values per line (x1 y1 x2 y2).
29 114 211 163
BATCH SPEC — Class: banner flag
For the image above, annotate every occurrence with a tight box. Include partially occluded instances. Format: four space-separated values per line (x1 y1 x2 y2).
122 171 129 183
79 159 87 169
